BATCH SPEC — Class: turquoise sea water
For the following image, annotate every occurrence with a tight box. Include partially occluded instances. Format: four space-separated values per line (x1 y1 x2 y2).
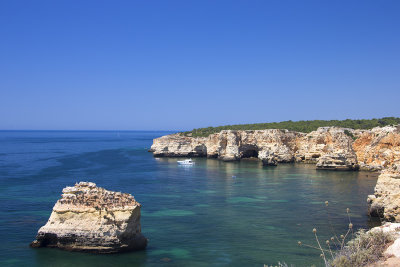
0 131 379 267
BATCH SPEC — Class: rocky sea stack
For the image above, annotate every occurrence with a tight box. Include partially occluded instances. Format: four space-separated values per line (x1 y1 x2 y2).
30 182 147 253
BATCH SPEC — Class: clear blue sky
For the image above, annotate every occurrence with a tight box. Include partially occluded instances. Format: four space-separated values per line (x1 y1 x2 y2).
1 0 399 130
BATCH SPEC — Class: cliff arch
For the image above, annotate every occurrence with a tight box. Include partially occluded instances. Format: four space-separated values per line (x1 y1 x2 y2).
239 144 259 159
190 144 207 157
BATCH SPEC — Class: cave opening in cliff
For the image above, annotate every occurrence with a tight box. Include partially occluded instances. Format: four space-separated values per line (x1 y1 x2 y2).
239 145 259 159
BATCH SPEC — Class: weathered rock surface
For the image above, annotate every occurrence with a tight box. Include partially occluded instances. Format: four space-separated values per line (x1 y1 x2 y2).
358 126 400 222
353 125 400 171
369 223 400 267
151 125 400 221
151 127 361 170
295 127 356 163
316 153 359 170
151 129 302 162
368 164 400 222
151 126 399 172
30 182 147 253
150 134 209 157
296 127 359 170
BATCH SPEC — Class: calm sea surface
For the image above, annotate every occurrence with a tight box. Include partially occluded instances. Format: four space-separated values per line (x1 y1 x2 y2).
0 131 379 267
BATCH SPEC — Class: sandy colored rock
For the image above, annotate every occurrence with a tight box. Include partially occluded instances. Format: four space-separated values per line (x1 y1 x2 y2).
152 125 400 221
368 165 400 222
295 127 356 165
353 125 400 171
151 127 360 170
150 134 209 157
30 182 147 253
369 223 400 267
316 153 359 170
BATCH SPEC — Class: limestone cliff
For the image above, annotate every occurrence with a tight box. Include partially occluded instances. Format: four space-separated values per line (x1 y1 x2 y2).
30 182 147 253
353 125 400 171
151 125 400 222
296 127 359 170
149 134 209 157
354 126 400 222
150 127 360 170
368 164 400 222
151 125 400 171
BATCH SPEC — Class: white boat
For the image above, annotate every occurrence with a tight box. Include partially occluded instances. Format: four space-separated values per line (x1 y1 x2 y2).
177 159 195 165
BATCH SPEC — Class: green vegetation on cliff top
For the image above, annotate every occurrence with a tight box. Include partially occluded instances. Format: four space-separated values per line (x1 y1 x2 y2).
183 117 400 137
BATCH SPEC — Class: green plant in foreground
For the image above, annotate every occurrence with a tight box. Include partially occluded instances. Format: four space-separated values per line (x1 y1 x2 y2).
330 229 394 267
298 202 395 267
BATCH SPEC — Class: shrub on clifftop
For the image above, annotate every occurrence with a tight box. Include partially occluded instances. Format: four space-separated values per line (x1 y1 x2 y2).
183 117 400 137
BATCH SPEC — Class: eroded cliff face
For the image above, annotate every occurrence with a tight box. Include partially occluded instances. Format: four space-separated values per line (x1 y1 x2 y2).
149 134 209 157
151 127 360 170
151 125 400 222
31 182 147 253
353 125 400 171
355 126 400 222
296 127 359 170
217 129 302 162
368 164 400 222
150 129 302 162
151 125 400 171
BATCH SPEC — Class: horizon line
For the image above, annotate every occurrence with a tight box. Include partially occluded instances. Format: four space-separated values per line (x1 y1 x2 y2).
0 129 182 132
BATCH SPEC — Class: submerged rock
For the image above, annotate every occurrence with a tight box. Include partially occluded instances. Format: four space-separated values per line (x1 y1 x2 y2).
261 156 278 166
30 182 147 253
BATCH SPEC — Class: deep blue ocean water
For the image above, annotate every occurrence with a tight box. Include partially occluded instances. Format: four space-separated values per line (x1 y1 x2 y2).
0 131 379 267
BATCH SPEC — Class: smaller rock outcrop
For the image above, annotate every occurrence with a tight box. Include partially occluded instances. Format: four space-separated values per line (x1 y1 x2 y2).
30 182 147 253
151 134 209 157
316 153 359 171
261 155 278 166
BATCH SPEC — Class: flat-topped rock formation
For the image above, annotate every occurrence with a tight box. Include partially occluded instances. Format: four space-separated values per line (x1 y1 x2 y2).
316 153 359 171
30 182 147 253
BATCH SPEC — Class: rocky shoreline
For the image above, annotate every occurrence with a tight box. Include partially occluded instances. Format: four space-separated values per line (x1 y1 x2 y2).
31 182 147 253
150 125 400 222
150 125 400 171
